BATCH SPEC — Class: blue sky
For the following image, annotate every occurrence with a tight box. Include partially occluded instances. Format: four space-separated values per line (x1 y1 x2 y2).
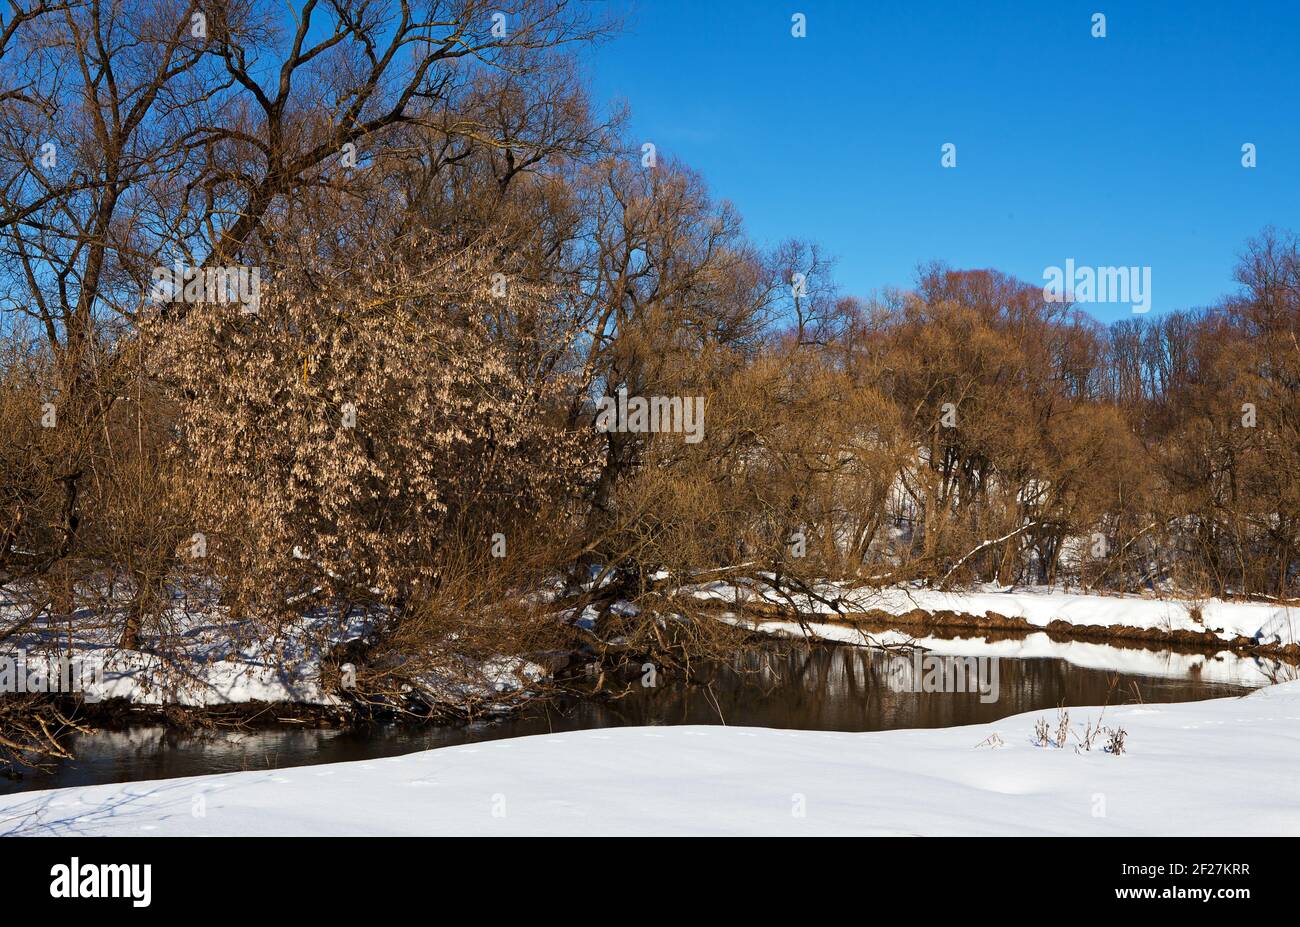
585 0 1300 321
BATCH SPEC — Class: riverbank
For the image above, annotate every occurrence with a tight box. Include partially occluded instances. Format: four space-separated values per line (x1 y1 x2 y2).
4 680 1297 836
4 583 1295 719
685 581 1300 657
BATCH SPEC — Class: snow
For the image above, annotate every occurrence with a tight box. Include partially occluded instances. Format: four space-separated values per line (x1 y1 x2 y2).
0 595 542 708
685 579 1300 646
5 681 1299 836
0 612 365 706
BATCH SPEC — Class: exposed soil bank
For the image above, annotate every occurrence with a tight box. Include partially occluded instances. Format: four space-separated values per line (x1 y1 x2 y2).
690 596 1300 660
843 607 1300 659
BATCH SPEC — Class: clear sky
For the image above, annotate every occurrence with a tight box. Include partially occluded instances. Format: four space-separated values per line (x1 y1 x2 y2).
585 0 1300 321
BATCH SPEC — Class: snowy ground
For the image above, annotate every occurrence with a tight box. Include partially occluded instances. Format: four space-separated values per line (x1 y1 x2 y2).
4 681 1298 836
0 594 541 707
0 590 370 705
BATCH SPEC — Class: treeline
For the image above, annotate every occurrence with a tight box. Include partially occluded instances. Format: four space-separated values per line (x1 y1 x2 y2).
1 1 1297 676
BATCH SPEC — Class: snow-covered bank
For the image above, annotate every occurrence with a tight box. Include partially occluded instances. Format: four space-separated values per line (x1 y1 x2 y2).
5 682 1299 836
687 579 1300 648
0 597 542 708
0 592 369 706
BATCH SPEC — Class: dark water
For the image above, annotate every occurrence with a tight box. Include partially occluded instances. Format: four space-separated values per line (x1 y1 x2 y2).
0 639 1269 794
